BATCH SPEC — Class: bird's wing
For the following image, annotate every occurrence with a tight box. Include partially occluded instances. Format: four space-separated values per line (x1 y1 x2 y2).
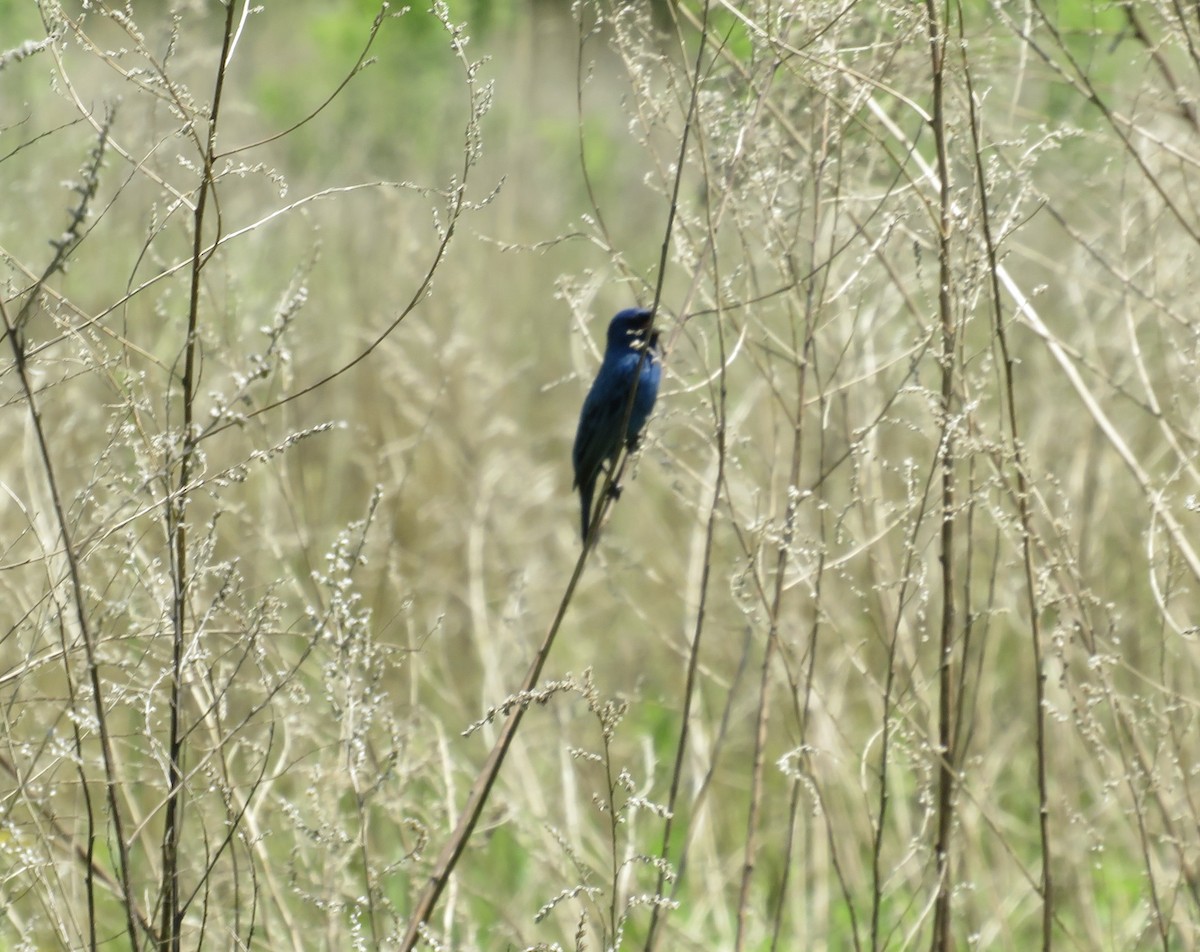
572 374 630 491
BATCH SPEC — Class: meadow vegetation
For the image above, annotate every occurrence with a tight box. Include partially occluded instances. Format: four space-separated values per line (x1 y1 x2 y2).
2 1 1200 949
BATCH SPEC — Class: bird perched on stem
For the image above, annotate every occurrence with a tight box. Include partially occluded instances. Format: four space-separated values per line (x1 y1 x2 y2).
572 307 661 541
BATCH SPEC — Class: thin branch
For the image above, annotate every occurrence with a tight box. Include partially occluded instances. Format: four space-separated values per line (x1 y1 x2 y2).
923 3 958 949
957 4 1054 946
1 259 147 952
160 5 238 948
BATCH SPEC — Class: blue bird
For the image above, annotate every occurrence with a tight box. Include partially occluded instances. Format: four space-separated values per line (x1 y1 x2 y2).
572 308 661 541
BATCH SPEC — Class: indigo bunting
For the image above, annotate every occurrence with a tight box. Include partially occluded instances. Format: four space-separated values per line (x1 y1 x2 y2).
572 308 661 540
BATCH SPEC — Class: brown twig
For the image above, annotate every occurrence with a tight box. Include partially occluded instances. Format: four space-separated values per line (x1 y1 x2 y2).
923 3 958 949
159 6 238 948
956 3 1054 946
0 201 147 952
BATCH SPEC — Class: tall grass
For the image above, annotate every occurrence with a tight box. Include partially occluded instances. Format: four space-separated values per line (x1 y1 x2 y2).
2 1 1199 949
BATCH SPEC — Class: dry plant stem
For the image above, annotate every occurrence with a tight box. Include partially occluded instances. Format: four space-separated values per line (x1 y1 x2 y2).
924 4 958 949
2 113 128 952
873 448 942 952
573 4 619 277
37 6 195 214
1021 1 1200 247
863 28 1200 584
403 5 709 941
956 5 1053 945
0 298 143 950
1120 3 1200 132
0 111 146 950
160 5 237 948
643 431 723 951
641 25 748 952
865 139 950 952
217 4 390 158
398 546 593 951
220 5 484 431
602 727 621 944
72 661 100 949
728 64 807 940
770 312 826 950
997 270 1200 578
726 30 832 947
775 71 840 952
352 778 382 948
735 372 805 952
0 744 153 942
642 12 798 949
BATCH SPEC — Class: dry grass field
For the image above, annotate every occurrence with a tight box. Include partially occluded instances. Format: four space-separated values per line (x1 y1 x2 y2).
2 2 1200 949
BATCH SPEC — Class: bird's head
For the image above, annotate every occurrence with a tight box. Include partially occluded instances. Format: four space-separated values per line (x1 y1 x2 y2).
606 308 656 352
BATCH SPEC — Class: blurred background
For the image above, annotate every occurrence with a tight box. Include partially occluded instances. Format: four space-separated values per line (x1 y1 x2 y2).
2 1 1200 949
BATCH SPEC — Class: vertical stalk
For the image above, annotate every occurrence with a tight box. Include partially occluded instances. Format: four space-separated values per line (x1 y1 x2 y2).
1 297 143 951
924 2 958 949
0 119 146 950
160 4 238 948
956 3 1053 944
734 242 809 952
